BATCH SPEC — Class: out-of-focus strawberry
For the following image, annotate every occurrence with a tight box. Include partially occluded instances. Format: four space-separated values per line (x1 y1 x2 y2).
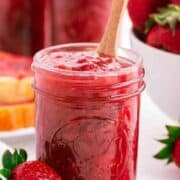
128 0 169 32
0 149 61 180
171 0 180 5
147 25 180 53
146 5 180 54
154 125 180 168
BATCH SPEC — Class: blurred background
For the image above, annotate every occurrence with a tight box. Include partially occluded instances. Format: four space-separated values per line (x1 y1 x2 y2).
0 0 113 56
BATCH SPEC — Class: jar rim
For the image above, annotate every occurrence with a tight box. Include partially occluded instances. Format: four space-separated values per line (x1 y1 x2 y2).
32 43 143 77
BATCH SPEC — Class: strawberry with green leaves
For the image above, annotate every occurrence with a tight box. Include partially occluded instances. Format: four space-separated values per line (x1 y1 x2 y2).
154 125 180 167
0 149 61 180
128 0 169 32
146 5 180 54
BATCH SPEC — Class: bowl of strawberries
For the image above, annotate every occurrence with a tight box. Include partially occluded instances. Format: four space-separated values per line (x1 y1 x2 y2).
128 0 180 120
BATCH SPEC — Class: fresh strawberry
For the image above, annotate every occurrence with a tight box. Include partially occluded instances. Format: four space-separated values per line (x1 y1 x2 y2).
128 0 169 32
171 0 180 5
172 138 180 167
0 149 61 180
146 5 180 54
146 25 163 48
11 161 61 180
147 25 180 53
154 125 180 168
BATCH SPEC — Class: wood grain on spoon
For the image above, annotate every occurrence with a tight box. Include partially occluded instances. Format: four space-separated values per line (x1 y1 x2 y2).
97 0 127 57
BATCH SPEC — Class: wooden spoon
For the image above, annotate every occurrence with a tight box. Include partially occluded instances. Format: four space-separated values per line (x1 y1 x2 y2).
97 0 128 57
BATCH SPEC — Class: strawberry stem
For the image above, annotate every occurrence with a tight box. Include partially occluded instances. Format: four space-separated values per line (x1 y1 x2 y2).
0 149 27 179
154 124 180 165
145 5 180 34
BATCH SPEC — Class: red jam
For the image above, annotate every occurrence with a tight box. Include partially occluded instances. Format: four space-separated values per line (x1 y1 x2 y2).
33 44 144 180
46 51 132 72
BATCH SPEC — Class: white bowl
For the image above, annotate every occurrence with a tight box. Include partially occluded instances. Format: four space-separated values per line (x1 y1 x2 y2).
130 30 180 120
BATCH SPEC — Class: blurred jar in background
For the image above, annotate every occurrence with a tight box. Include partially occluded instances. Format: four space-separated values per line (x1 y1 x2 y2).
0 0 51 56
0 0 52 131
53 0 112 44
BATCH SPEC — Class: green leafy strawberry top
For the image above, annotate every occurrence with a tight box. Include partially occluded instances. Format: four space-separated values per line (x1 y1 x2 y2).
145 5 180 33
154 125 180 164
0 149 27 180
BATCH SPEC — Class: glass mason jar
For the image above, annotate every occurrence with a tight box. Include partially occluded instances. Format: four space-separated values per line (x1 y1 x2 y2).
32 43 145 180
0 0 51 56
52 0 112 44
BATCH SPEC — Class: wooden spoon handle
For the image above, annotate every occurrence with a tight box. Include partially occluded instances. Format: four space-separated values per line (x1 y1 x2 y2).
97 0 127 56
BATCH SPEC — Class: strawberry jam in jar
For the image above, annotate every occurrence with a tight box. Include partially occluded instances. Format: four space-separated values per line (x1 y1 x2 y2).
32 43 145 180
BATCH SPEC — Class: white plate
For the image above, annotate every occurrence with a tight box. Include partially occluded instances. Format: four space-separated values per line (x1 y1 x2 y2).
0 128 35 141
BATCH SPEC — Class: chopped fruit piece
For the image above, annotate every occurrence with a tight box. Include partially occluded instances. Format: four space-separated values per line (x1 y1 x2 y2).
18 77 34 102
0 103 35 131
0 105 24 131
0 51 34 104
0 77 34 104
22 103 35 128
0 51 34 131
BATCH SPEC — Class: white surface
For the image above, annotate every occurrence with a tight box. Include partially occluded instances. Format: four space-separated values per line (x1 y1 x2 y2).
0 12 179 180
130 30 180 121
138 93 180 180
0 128 35 161
0 128 34 142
